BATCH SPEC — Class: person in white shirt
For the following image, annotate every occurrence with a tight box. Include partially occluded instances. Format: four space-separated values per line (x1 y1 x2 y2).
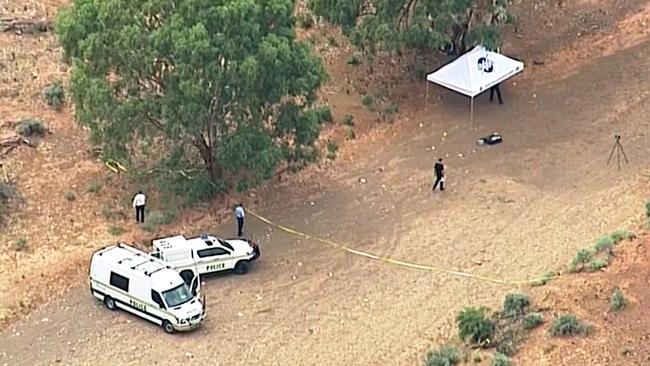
234 203 245 237
132 191 146 223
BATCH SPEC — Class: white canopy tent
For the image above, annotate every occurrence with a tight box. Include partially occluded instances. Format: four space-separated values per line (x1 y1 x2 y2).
426 45 524 128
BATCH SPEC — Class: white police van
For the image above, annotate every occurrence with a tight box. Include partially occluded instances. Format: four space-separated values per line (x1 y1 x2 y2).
89 243 206 333
151 234 260 283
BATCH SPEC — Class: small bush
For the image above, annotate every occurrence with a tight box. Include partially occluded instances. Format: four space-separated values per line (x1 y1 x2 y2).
610 229 635 243
569 248 593 272
100 203 113 220
327 35 338 47
295 13 314 29
343 114 354 126
85 180 102 193
361 95 375 110
503 293 530 316
532 271 557 286
594 236 614 253
383 102 399 118
108 226 125 236
588 257 609 271
346 127 355 140
457 307 494 346
142 209 177 232
610 289 627 311
549 314 590 337
491 353 512 366
423 345 460 366
0 182 17 202
43 80 65 110
317 106 333 123
645 200 650 218
326 140 338 160
64 191 76 201
15 118 46 137
522 313 544 330
473 353 482 363
347 54 361 66
14 237 28 251
496 339 516 356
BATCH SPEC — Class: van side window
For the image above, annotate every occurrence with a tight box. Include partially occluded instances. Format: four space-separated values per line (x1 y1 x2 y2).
197 247 229 258
151 290 165 308
109 272 129 292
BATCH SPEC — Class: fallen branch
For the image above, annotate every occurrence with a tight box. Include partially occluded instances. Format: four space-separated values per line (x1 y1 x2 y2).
0 18 52 34
0 135 35 156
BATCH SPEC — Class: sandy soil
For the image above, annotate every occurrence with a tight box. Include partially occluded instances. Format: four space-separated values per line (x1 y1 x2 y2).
2 0 650 365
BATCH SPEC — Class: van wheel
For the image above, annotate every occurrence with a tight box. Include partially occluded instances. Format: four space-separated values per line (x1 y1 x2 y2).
234 261 249 275
162 320 175 334
104 296 116 310
180 270 194 285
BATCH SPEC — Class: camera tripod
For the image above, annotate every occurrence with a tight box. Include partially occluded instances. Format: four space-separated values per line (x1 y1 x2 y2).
607 135 628 171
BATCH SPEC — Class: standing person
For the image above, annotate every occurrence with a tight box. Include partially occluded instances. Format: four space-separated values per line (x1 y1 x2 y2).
234 203 245 237
489 84 503 104
432 158 445 192
132 191 146 223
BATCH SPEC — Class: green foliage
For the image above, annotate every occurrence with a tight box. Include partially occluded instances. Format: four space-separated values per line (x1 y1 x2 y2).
456 307 494 346
361 95 375 110
43 80 65 110
588 257 609 271
326 140 338 160
522 313 544 330
382 101 399 122
15 118 46 137
569 248 593 272
502 293 530 316
317 106 334 123
423 345 459 366
346 127 355 140
14 237 28 251
473 353 482 363
295 13 315 29
610 289 627 311
496 339 516 357
549 314 590 337
0 182 18 224
645 200 650 218
491 353 512 366
594 236 614 253
310 0 512 57
343 114 354 126
142 209 177 232
64 191 76 201
108 226 125 236
531 271 557 286
610 229 635 243
57 0 327 194
85 180 102 194
101 203 114 220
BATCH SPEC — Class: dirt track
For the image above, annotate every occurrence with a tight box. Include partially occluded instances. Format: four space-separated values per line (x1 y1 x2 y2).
2 0 650 365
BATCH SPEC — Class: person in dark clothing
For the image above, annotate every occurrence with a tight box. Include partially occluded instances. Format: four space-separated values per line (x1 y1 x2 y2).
489 84 503 104
432 159 445 192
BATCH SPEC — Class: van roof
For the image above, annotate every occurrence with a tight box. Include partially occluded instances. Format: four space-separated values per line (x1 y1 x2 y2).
94 244 184 290
152 234 224 253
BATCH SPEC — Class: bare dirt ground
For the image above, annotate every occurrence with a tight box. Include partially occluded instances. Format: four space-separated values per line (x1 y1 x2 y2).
2 0 650 365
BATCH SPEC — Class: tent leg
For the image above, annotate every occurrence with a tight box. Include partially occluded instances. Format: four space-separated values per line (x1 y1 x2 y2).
470 96 475 130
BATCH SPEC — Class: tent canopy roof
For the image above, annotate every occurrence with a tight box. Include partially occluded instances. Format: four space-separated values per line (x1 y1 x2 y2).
426 46 524 97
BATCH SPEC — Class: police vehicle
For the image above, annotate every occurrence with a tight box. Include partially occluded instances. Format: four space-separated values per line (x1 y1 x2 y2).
151 234 260 283
89 243 206 333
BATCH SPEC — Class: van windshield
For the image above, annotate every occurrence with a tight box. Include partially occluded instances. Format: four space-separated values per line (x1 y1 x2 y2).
162 284 193 307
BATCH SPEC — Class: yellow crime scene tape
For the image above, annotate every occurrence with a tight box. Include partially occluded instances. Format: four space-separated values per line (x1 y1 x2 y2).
103 160 560 286
225 194 562 286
